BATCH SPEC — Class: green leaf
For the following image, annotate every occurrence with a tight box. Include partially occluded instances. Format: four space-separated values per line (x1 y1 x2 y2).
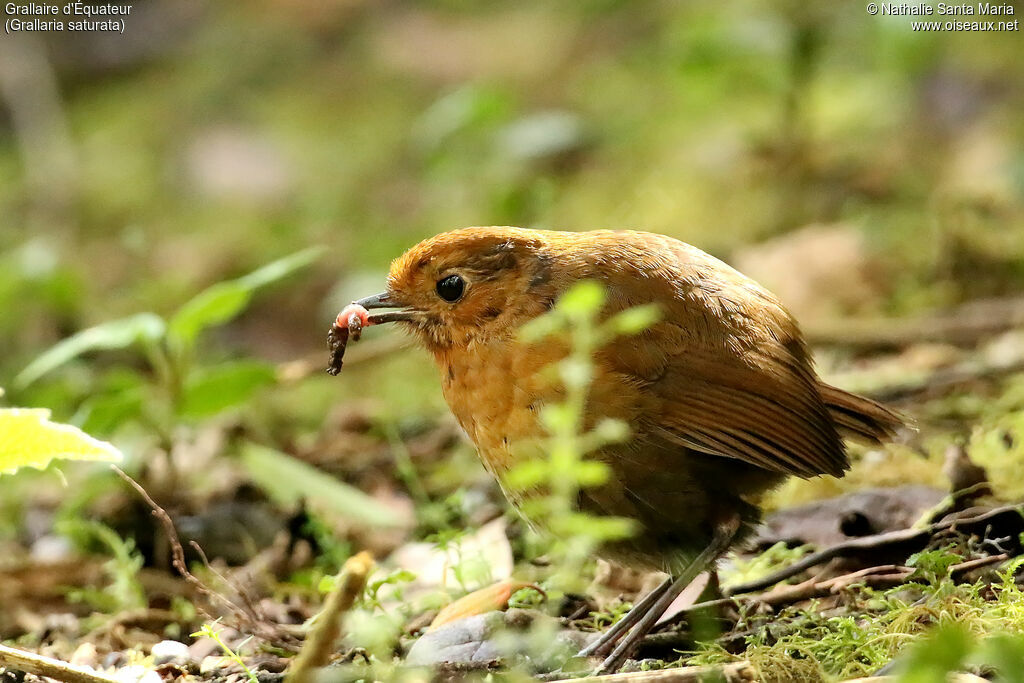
168 282 250 347
168 247 323 347
556 280 606 316
550 512 635 541
540 404 574 432
518 311 564 342
14 313 166 388
558 357 592 391
0 408 122 475
973 634 1024 683
573 460 612 487
76 390 145 436
504 459 549 491
239 443 403 528
605 304 661 336
894 623 973 683
590 418 630 444
179 361 277 419
235 246 324 290
73 369 148 436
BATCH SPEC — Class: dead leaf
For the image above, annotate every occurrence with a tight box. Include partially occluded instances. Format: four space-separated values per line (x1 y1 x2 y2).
429 580 544 631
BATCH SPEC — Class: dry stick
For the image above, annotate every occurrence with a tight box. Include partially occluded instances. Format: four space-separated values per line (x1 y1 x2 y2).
563 661 756 682
724 504 1024 596
662 565 913 628
724 527 928 596
949 553 1010 578
285 551 375 683
186 540 296 647
112 466 267 638
0 643 118 683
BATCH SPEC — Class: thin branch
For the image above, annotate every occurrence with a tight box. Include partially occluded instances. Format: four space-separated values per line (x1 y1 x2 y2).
551 661 756 682
862 358 1024 403
0 643 118 683
724 526 928 596
949 553 1009 578
113 467 234 617
724 504 1024 595
113 466 280 644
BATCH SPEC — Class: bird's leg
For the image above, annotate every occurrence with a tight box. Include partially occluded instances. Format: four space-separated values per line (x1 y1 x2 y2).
592 514 741 675
577 576 675 658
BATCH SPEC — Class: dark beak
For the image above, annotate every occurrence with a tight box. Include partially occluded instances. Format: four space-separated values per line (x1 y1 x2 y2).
354 292 394 309
353 292 418 324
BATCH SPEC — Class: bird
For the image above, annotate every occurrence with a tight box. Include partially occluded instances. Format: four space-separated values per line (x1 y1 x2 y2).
335 226 905 673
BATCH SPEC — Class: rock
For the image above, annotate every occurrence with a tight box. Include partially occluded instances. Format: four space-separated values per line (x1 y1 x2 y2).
754 485 945 550
151 640 191 666
405 609 592 671
29 535 74 563
406 611 505 667
112 666 161 683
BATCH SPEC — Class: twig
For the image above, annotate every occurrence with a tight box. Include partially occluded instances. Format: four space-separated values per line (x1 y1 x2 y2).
0 643 118 683
552 661 756 682
949 553 1009 578
114 467 236 617
724 527 928 596
113 466 281 645
661 566 911 627
724 504 1024 595
285 551 375 683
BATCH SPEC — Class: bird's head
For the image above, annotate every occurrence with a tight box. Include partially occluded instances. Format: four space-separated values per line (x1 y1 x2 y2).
352 227 561 350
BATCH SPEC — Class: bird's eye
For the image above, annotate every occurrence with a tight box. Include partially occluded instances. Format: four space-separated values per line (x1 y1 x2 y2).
435 274 465 302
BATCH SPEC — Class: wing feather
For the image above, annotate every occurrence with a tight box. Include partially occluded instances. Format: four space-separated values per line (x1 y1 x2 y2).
590 233 853 479
648 356 848 478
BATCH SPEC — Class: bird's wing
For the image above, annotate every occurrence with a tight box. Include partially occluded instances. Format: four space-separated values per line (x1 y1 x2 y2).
642 346 849 478
583 232 849 478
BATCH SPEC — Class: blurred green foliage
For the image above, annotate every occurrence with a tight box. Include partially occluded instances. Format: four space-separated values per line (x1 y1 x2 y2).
3 0 1022 400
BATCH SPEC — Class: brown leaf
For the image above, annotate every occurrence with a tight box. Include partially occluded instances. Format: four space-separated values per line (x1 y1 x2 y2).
428 580 544 631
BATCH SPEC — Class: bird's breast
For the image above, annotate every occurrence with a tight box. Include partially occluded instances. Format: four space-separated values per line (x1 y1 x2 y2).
435 341 560 477
433 339 648 482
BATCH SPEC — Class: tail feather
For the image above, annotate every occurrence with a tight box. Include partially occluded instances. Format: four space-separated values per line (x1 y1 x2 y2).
818 383 907 444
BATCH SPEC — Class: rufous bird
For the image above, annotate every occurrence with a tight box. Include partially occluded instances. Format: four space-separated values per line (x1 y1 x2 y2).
332 227 904 673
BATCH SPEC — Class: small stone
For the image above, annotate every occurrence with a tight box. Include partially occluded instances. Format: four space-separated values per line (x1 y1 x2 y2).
151 640 191 665
200 656 235 674
70 643 98 668
30 535 74 562
112 666 161 683
405 612 506 667
102 652 125 669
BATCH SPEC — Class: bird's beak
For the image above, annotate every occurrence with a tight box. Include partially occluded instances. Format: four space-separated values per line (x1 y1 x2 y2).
353 292 418 324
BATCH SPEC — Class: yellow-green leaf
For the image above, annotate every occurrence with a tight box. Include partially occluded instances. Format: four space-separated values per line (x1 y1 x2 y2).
0 408 122 476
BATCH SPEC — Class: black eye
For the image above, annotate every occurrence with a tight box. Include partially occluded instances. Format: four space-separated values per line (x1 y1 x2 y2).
435 274 465 302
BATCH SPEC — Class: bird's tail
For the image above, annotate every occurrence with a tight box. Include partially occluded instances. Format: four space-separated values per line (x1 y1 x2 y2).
818 383 907 444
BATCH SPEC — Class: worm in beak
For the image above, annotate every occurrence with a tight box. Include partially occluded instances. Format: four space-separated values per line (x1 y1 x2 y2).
326 293 417 375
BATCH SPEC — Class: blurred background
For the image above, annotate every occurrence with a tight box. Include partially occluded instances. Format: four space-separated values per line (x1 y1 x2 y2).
1 0 1023 672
